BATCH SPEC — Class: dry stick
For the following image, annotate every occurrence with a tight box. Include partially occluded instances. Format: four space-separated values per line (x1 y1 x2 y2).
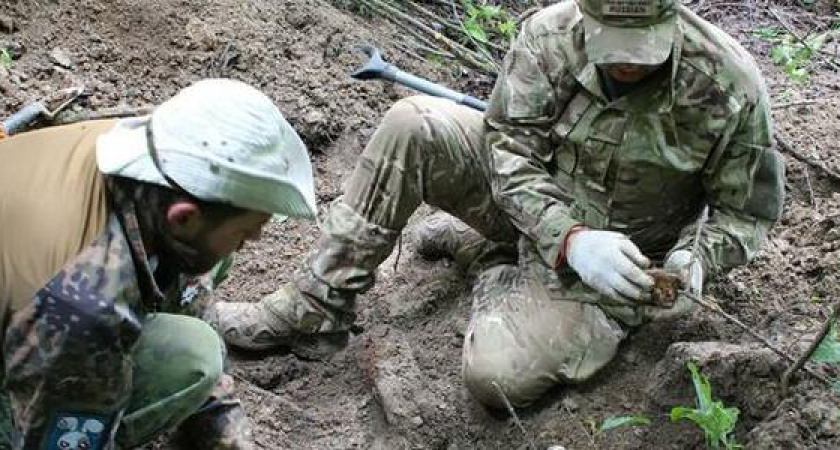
771 99 819 109
803 165 817 210
232 373 314 420
775 134 840 183
388 0 499 73
392 41 426 63
685 292 833 386
781 306 839 396
491 381 538 450
363 0 498 74
384 10 451 58
561 402 596 448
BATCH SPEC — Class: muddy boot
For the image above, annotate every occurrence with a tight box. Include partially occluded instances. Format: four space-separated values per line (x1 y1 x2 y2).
414 212 515 273
207 202 399 359
205 284 352 359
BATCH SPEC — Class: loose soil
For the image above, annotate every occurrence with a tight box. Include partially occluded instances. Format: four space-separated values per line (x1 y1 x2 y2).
2 0 839 448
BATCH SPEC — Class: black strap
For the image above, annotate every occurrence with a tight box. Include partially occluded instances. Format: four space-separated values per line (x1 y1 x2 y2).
145 122 199 200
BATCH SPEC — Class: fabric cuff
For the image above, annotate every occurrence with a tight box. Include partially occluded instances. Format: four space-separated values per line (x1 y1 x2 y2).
532 205 582 269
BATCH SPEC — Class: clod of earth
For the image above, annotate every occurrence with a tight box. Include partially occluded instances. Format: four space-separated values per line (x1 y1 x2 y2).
646 268 683 308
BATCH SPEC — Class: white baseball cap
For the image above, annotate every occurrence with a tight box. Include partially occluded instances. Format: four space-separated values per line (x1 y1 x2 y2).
96 78 318 219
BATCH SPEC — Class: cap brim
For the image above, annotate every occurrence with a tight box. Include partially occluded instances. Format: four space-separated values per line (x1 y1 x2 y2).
97 118 319 220
582 13 676 65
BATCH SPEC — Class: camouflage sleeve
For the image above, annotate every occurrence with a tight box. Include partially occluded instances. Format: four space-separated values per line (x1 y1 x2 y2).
485 27 580 268
670 87 785 276
2 273 141 448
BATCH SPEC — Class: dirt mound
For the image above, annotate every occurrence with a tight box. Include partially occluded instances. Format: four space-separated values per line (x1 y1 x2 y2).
2 0 839 449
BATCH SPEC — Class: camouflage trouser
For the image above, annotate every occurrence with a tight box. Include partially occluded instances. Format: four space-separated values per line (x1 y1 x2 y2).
0 313 248 449
291 95 625 408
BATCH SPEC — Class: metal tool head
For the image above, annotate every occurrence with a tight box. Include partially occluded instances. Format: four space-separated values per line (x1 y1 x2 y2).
350 44 392 81
43 85 86 119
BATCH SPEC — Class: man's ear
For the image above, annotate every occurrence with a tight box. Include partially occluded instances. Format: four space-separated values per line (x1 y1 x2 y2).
165 201 202 236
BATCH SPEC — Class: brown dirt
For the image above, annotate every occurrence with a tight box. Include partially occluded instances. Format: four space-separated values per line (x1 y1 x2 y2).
2 0 839 448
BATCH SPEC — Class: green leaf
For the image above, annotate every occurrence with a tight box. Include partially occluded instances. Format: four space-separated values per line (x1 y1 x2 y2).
671 362 741 449
476 4 501 20
0 48 11 68
771 43 795 65
687 362 713 412
752 26 783 40
599 414 651 433
498 19 517 38
811 322 840 363
461 18 488 43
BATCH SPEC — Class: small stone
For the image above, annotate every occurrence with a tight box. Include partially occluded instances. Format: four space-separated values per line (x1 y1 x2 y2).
410 416 424 427
561 396 579 412
621 349 641 365
547 446 567 450
0 15 17 33
48 47 72 69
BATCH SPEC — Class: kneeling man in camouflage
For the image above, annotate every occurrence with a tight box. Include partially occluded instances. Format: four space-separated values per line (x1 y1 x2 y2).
209 0 785 408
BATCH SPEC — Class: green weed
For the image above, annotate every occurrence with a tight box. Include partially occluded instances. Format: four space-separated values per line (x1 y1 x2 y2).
755 26 836 83
0 48 12 68
599 414 651 433
459 0 517 44
670 362 742 450
811 320 840 364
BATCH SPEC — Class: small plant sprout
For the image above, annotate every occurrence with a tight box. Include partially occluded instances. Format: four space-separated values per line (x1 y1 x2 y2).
598 414 651 433
0 48 12 68
670 362 742 450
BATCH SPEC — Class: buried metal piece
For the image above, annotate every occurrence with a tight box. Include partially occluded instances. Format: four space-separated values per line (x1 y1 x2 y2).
1 85 85 137
351 44 487 111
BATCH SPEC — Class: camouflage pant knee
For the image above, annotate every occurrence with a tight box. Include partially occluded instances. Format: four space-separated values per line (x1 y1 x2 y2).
1 313 243 449
461 264 627 408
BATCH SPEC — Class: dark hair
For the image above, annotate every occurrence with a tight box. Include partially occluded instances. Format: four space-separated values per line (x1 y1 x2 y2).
109 176 248 225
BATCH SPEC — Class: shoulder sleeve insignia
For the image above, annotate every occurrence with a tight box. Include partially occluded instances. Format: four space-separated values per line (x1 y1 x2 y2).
45 411 113 450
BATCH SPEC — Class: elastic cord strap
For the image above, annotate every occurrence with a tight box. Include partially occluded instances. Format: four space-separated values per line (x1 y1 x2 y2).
556 224 587 269
145 122 199 200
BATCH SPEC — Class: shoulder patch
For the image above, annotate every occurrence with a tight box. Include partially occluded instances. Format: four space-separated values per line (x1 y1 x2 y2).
46 411 113 450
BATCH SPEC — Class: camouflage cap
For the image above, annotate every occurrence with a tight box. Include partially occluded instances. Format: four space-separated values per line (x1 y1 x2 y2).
577 0 677 65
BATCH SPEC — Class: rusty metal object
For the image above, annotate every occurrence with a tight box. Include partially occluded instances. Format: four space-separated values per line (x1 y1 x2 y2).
646 268 683 308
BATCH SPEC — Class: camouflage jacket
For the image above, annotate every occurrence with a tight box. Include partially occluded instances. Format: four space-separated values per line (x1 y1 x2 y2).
486 0 785 278
2 199 210 448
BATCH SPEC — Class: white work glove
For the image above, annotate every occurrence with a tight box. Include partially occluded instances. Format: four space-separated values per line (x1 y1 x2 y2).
566 230 655 305
644 249 703 321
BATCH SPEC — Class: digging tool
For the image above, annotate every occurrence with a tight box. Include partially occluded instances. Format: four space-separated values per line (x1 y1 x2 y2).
351 44 487 111
0 85 85 138
349 50 835 388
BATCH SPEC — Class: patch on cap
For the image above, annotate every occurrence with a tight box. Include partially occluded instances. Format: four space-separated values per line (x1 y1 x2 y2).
602 0 655 17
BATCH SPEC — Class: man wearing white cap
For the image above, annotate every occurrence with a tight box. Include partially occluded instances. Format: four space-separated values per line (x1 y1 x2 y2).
0 79 317 449
211 0 785 410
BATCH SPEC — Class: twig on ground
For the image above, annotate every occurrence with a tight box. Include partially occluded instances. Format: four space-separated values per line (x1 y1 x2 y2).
803 166 817 210
781 307 838 396
357 0 500 75
492 381 538 450
771 99 819 109
232 372 314 419
685 292 833 386
775 134 840 183
561 401 596 448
